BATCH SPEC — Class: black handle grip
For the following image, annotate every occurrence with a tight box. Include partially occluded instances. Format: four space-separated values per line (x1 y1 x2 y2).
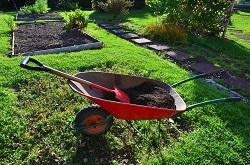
224 97 242 102
20 57 48 71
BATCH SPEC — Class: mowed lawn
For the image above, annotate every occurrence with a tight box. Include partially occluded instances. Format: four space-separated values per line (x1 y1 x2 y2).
0 12 250 164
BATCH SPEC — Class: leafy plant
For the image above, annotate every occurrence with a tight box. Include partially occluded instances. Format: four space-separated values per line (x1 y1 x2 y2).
20 0 50 14
64 9 89 32
98 0 134 20
146 0 168 14
147 0 232 37
3 16 16 32
143 22 187 44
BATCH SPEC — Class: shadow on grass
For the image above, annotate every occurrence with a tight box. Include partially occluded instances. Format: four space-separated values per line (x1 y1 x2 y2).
73 131 137 164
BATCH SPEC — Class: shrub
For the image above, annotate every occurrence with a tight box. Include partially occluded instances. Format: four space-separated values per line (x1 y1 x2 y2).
20 0 50 14
92 0 106 11
98 0 134 20
64 9 89 32
146 0 168 14
58 0 80 11
143 22 187 45
4 16 16 33
147 0 232 37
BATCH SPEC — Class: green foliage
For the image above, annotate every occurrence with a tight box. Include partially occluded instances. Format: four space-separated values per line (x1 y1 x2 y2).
143 22 187 44
64 9 89 32
146 0 168 14
3 16 16 33
58 0 80 11
20 0 50 14
98 0 134 19
148 0 232 36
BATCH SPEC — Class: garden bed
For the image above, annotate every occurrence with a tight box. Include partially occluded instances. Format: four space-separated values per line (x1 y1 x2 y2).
13 22 103 56
16 12 63 21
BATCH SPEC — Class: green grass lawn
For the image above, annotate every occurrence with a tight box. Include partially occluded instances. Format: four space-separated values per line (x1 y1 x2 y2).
101 10 250 80
0 12 250 164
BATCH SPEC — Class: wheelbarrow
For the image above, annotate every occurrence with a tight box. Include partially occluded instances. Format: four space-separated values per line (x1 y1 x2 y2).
20 57 241 135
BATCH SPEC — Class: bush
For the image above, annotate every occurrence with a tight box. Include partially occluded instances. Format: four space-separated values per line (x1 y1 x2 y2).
4 16 16 33
143 22 187 45
148 0 231 37
58 0 80 11
64 9 89 32
146 0 168 14
20 0 50 14
98 0 134 19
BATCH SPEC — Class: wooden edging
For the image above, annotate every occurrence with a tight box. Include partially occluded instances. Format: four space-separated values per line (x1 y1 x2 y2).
20 42 103 56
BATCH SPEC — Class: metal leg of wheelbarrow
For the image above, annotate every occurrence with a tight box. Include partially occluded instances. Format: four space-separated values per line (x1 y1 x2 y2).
126 120 164 148
126 121 153 145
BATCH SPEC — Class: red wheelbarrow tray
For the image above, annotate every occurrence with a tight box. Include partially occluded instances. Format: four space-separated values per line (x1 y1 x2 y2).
68 71 185 120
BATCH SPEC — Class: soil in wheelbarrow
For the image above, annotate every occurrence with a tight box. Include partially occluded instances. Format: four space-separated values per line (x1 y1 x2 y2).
104 82 176 109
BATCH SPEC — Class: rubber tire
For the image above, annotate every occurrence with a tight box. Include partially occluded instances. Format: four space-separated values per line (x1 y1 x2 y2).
75 104 114 136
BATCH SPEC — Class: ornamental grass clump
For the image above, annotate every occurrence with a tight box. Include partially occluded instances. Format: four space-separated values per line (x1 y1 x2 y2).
143 22 187 45
98 0 134 20
64 9 89 32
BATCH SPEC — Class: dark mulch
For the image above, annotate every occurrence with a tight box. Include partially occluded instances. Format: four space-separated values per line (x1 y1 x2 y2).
14 22 95 54
103 82 176 109
17 13 63 20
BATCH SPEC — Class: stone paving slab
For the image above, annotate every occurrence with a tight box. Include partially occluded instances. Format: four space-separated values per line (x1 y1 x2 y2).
131 38 152 44
147 44 171 51
190 62 223 74
111 29 129 34
105 25 121 30
99 23 110 27
121 33 139 39
165 50 193 62
222 72 250 94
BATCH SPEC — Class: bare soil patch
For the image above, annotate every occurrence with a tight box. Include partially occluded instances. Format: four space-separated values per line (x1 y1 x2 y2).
14 22 97 54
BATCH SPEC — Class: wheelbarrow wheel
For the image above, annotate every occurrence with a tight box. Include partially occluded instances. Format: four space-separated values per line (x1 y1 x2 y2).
75 104 114 136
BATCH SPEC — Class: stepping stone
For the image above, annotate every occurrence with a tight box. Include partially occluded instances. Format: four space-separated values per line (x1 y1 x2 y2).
111 29 129 34
131 38 152 44
166 51 193 62
121 33 139 39
189 62 223 74
222 72 250 94
147 44 171 51
99 23 110 27
105 25 121 30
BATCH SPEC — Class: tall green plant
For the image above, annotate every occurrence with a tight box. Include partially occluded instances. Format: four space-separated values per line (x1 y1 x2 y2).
148 0 232 37
20 0 50 14
3 16 16 33
64 9 89 32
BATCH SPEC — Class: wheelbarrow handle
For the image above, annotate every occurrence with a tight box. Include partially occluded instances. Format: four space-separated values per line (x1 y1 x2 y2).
171 72 218 87
185 97 241 111
20 57 49 71
20 57 114 93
